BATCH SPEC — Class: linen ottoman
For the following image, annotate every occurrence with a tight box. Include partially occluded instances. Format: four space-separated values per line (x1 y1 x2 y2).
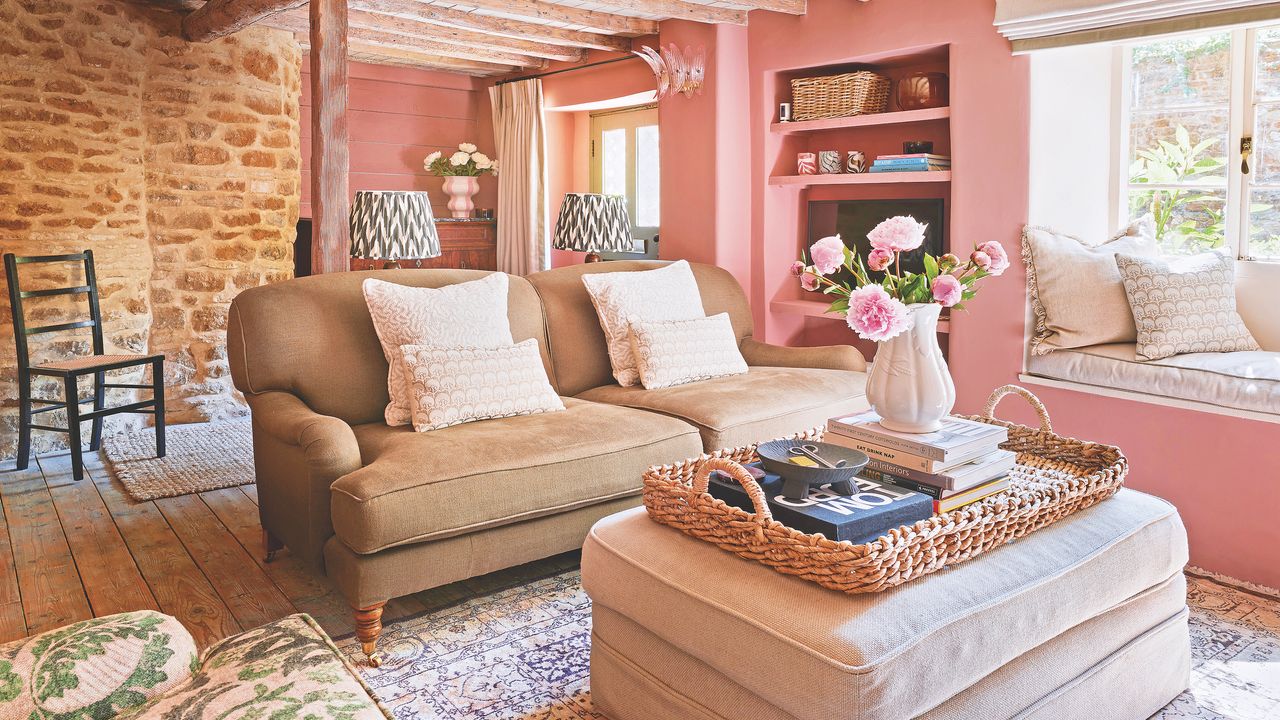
582 488 1190 720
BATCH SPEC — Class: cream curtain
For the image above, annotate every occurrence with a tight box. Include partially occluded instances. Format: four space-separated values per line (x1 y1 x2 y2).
996 0 1280 51
489 78 549 276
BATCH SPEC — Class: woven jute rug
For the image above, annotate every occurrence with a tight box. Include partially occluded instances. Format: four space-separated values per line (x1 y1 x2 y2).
104 418 254 501
335 568 1279 720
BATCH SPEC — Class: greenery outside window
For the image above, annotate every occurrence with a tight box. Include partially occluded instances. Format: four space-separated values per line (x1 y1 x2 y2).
1120 27 1280 261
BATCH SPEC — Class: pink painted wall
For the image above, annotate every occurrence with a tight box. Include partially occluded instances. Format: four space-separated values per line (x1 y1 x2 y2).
300 60 497 220
647 0 1278 588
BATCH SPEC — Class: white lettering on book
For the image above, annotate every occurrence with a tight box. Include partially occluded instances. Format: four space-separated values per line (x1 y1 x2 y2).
772 478 914 515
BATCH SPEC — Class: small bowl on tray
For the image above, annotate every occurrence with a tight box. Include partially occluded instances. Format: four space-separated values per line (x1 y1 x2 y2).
756 439 870 501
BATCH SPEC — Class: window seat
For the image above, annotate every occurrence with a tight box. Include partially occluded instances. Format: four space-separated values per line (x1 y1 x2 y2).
1025 343 1280 417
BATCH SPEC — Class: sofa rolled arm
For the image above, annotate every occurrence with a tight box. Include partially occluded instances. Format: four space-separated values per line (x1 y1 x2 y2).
248 391 362 566
740 338 867 372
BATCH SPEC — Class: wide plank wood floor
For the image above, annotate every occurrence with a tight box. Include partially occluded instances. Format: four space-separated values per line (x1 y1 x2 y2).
0 448 578 649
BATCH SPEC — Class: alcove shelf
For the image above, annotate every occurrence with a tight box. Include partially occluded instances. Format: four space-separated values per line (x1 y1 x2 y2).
770 106 950 135
768 171 951 187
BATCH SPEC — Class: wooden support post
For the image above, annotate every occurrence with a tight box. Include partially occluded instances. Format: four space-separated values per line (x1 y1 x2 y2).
309 0 351 274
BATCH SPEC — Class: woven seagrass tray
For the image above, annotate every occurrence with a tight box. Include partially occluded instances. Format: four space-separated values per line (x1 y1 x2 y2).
641 385 1128 594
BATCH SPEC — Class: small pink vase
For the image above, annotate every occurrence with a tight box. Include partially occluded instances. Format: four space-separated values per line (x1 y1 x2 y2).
441 176 479 219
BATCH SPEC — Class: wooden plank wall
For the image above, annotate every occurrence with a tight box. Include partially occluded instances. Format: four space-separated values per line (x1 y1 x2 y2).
300 61 499 220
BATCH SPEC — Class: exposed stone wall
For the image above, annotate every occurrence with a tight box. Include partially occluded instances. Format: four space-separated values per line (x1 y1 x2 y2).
0 0 300 458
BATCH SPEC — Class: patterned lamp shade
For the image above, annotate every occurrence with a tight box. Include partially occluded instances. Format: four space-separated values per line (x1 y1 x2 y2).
349 191 440 260
552 193 633 254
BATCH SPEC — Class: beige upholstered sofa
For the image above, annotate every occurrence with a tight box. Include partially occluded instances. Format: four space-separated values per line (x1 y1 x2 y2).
228 261 868 664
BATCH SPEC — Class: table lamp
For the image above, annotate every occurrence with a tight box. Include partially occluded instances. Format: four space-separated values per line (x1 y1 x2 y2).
552 193 633 263
349 190 440 268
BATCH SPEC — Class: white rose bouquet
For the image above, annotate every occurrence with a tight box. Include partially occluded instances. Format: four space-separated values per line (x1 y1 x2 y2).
424 142 498 177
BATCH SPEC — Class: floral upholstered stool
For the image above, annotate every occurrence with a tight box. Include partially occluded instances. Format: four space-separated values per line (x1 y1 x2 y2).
0 611 388 719
583 491 1192 720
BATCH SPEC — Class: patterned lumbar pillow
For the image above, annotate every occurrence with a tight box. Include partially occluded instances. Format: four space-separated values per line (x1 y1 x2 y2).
630 313 748 390
1115 252 1260 360
1022 216 1156 354
400 339 564 432
364 273 513 426
581 260 707 387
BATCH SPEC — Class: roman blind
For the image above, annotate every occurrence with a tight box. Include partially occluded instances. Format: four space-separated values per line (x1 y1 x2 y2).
996 0 1280 51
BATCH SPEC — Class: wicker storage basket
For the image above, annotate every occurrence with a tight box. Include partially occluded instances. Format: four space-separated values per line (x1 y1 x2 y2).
641 386 1127 594
790 70 891 121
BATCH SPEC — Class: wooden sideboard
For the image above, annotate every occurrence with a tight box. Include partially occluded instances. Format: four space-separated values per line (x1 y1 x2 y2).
350 219 497 271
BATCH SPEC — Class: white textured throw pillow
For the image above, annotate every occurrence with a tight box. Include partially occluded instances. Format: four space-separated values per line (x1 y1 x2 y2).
630 313 748 390
1115 252 1260 361
400 339 564 432
581 260 706 386
1022 217 1156 354
363 274 513 426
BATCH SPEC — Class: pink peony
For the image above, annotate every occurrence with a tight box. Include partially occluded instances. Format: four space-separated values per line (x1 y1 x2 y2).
809 235 846 275
939 253 961 271
977 240 1009 275
931 274 963 307
800 269 821 292
866 247 894 272
970 250 991 270
789 260 806 277
867 216 927 253
845 284 911 342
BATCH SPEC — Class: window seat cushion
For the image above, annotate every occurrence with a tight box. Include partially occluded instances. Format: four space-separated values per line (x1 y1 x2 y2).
1026 343 1280 416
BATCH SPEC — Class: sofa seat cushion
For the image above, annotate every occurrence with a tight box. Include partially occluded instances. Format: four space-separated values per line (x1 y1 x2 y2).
331 398 703 554
1027 342 1280 415
576 366 868 451
582 489 1187 720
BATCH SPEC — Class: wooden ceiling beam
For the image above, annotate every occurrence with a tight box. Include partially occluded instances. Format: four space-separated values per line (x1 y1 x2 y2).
593 0 746 25
349 0 632 52
298 35 520 75
270 13 548 67
182 0 304 41
345 9 588 62
452 0 658 36
739 0 807 14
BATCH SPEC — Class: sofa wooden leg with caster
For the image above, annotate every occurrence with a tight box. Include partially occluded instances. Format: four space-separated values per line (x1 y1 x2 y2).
353 602 386 667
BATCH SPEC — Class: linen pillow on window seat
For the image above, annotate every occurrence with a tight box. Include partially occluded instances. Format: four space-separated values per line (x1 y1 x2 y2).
630 313 748 390
581 260 706 386
1115 252 1260 361
400 339 564 432
1022 216 1156 355
363 273 513 426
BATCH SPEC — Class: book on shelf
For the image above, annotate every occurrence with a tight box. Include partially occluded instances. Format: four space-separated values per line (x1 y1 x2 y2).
828 411 1008 462
872 156 952 167
875 153 951 161
707 462 933 544
860 449 1016 498
932 476 1011 514
869 165 949 173
822 432 995 473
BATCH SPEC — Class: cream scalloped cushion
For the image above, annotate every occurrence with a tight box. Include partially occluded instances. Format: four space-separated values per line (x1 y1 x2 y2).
1022 216 1156 355
401 339 565 432
630 313 748 390
1115 252 1260 360
363 273 513 426
581 260 707 387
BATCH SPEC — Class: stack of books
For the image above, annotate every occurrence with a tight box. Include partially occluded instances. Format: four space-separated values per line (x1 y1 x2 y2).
869 153 951 173
824 410 1014 514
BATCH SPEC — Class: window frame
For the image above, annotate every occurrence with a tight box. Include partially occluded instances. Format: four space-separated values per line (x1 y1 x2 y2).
589 104 660 258
1113 25 1280 263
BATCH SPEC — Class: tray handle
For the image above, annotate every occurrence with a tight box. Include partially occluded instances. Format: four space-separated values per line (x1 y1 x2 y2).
982 385 1053 433
692 457 774 525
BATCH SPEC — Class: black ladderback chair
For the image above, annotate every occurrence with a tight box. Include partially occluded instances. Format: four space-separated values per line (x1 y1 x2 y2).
4 251 165 481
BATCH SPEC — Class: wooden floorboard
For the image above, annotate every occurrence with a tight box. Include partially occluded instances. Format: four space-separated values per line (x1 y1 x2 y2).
153 492 296 631
0 469 27 642
0 463 92 635
39 453 160 618
85 454 242 649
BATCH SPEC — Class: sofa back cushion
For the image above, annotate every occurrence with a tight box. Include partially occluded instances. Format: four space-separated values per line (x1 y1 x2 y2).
229 269 549 425
526 261 753 397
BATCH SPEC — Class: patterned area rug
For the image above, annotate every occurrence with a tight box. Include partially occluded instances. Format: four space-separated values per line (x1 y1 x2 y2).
336 569 1280 720
103 418 254 501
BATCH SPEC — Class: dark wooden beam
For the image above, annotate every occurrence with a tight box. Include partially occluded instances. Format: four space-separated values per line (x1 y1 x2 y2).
309 0 350 274
182 0 305 42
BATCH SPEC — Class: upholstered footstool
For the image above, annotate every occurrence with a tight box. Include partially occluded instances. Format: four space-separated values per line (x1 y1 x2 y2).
582 488 1190 720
